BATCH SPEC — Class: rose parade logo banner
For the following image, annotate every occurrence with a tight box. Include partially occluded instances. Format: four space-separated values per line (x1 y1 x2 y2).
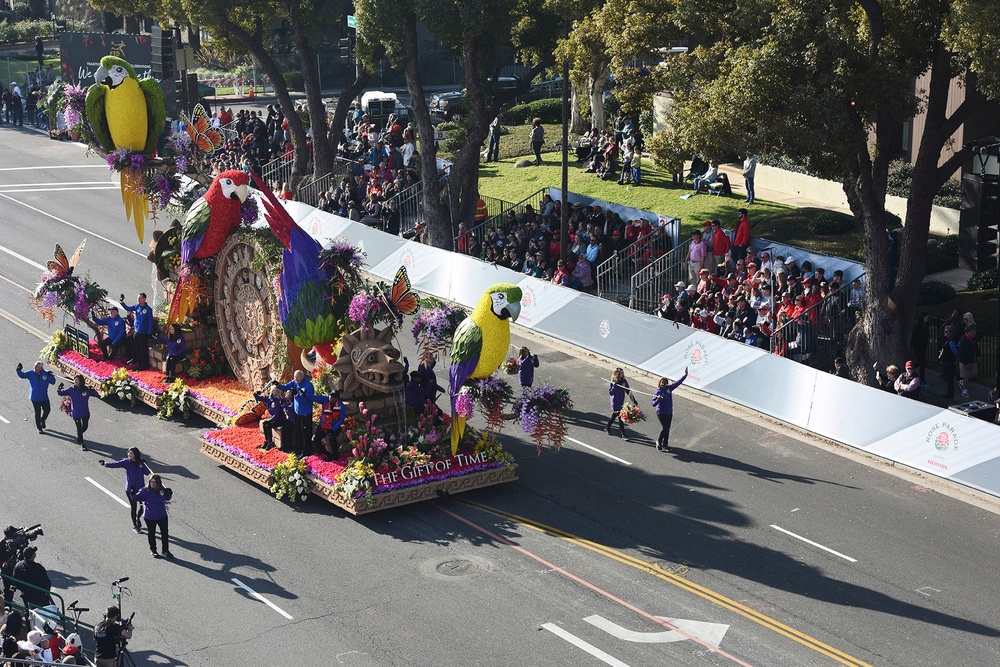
59 33 153 86
925 421 959 471
684 340 708 382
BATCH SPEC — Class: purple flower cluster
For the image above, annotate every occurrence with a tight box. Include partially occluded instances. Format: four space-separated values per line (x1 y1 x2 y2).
240 197 259 227
166 133 195 173
107 148 147 173
150 173 174 210
514 383 572 434
73 283 88 322
455 392 474 419
348 292 378 326
410 303 463 349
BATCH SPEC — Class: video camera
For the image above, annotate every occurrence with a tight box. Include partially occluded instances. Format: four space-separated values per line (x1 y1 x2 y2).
3 524 44 552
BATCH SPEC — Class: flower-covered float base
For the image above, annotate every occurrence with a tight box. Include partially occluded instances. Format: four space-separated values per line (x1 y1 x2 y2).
51 347 245 425
200 425 518 515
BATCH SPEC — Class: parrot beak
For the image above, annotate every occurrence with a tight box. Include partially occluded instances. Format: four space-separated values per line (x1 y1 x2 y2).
95 65 111 87
233 184 249 202
505 301 521 322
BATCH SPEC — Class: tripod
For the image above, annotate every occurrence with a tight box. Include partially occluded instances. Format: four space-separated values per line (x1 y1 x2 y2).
111 580 137 667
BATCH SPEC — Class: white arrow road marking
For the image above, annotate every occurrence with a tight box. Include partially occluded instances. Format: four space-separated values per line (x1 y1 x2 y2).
770 525 857 563
0 415 9 424
541 623 630 667
232 578 293 620
584 614 730 648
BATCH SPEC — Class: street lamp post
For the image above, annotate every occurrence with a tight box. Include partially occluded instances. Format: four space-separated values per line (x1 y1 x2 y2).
560 18 569 263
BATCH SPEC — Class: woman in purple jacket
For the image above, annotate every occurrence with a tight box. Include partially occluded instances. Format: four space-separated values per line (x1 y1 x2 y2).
134 474 173 559
517 347 539 390
606 367 637 441
651 368 688 452
157 324 186 383
57 374 101 449
101 448 152 533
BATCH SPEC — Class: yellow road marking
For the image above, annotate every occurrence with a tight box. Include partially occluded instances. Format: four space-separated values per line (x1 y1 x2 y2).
459 499 872 667
0 306 48 341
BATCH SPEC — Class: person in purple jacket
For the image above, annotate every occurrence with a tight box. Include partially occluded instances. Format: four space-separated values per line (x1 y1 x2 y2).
100 448 152 533
157 324 186 383
254 385 290 451
57 374 101 449
134 474 173 559
651 368 688 452
606 367 637 441
517 347 539 390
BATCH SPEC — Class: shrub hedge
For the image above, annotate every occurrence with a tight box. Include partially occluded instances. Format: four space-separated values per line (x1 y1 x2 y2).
918 280 956 305
500 98 561 126
968 269 998 292
807 210 854 235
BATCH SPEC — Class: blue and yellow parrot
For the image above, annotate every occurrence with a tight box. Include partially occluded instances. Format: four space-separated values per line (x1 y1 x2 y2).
86 56 166 242
449 283 523 454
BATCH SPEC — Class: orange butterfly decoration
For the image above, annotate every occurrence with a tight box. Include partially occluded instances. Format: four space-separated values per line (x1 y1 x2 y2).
181 104 223 154
47 240 86 279
380 265 420 319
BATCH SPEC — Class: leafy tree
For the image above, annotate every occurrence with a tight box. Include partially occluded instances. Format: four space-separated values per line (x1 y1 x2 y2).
356 0 559 249
603 0 1000 379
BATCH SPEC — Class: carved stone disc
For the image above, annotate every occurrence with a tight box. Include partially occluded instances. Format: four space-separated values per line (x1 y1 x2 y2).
214 234 279 391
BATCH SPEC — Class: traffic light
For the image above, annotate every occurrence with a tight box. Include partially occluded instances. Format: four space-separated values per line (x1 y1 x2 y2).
959 174 1000 272
339 37 352 63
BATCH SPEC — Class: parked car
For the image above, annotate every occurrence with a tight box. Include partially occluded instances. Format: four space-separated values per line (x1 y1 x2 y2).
429 76 557 122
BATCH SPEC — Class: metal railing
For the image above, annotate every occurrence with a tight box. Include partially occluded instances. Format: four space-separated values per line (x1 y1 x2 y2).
926 316 998 383
457 188 546 250
260 149 296 190
597 233 678 305
387 180 425 234
218 119 240 145
769 280 858 369
296 171 334 208
629 239 692 312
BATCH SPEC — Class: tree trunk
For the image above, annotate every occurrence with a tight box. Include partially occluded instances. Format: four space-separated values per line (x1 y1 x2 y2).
451 37 493 231
327 46 385 162
222 17 310 186
570 83 586 134
400 12 450 248
287 0 333 181
589 68 607 131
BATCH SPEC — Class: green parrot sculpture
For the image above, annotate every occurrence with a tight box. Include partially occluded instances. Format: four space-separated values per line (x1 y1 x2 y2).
449 283 523 454
85 55 166 242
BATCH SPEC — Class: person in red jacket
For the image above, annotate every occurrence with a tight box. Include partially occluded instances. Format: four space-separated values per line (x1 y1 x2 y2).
711 219 731 274
733 208 751 263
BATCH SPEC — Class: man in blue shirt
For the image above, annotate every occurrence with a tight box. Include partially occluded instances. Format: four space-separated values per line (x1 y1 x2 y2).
95 306 128 361
278 370 315 456
122 292 154 370
16 361 55 433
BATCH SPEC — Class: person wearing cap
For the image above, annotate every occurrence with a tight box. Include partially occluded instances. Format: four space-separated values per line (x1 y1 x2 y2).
95 306 128 361
656 293 677 320
686 230 707 281
15 360 55 434
894 361 921 399
784 255 801 280
12 545 52 608
94 606 133 667
733 208 751 263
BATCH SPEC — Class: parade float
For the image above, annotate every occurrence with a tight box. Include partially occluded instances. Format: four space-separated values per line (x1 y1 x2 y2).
36 57 573 514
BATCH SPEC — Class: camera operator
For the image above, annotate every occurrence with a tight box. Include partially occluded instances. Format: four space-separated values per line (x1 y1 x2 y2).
94 605 132 667
12 546 52 608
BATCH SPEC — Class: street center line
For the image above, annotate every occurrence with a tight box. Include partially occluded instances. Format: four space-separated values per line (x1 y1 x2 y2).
0 306 48 340
0 186 121 193
541 623 631 667
0 193 146 258
0 244 47 271
0 165 109 171
565 436 633 465
0 181 113 188
85 477 130 508
0 273 33 293
231 578 294 620
770 525 857 563
0 415 10 424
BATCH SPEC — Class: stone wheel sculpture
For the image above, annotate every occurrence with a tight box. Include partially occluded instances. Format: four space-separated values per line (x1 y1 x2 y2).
214 234 281 390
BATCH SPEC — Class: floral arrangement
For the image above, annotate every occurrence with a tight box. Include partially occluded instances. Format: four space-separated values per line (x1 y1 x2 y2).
317 241 366 286
59 395 73 416
106 148 182 221
41 331 69 363
619 404 646 425
400 404 449 458
239 196 259 227
513 384 573 454
411 300 467 366
31 271 108 327
107 147 150 173
503 357 520 375
61 84 87 135
157 379 191 420
270 453 311 503
334 459 375 501
348 285 398 332
163 132 197 174
465 375 515 433
100 367 138 405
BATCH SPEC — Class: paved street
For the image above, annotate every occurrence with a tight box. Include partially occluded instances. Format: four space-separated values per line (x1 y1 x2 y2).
2 128 1000 666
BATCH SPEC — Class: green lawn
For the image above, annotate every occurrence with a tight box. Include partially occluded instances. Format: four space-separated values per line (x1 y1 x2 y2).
2 56 59 85
476 148 790 236
749 208 864 260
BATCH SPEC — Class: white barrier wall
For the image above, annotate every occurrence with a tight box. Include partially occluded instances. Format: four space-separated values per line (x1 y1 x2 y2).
276 202 1000 498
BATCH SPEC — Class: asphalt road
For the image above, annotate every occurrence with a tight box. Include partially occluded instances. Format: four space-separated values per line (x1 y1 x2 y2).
2 127 1000 667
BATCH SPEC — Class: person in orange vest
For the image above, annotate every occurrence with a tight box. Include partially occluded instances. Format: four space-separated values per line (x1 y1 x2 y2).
475 195 489 225
311 391 346 460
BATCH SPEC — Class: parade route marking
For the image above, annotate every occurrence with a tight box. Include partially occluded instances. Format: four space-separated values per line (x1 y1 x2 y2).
585 614 729 647
770 525 857 563
458 500 872 667
541 623 631 667
0 415 10 424
0 181 114 189
0 186 120 194
0 243 46 271
231 578 293 620
0 193 146 258
0 306 48 341
0 165 108 171
85 477 130 508
0 273 33 293
565 436 633 465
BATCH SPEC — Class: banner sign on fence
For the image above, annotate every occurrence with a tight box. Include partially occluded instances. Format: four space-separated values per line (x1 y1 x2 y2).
547 188 681 248
59 33 153 86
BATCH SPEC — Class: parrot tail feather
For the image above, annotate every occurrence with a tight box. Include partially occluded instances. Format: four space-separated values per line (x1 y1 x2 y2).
168 274 200 325
451 414 466 456
121 169 149 242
